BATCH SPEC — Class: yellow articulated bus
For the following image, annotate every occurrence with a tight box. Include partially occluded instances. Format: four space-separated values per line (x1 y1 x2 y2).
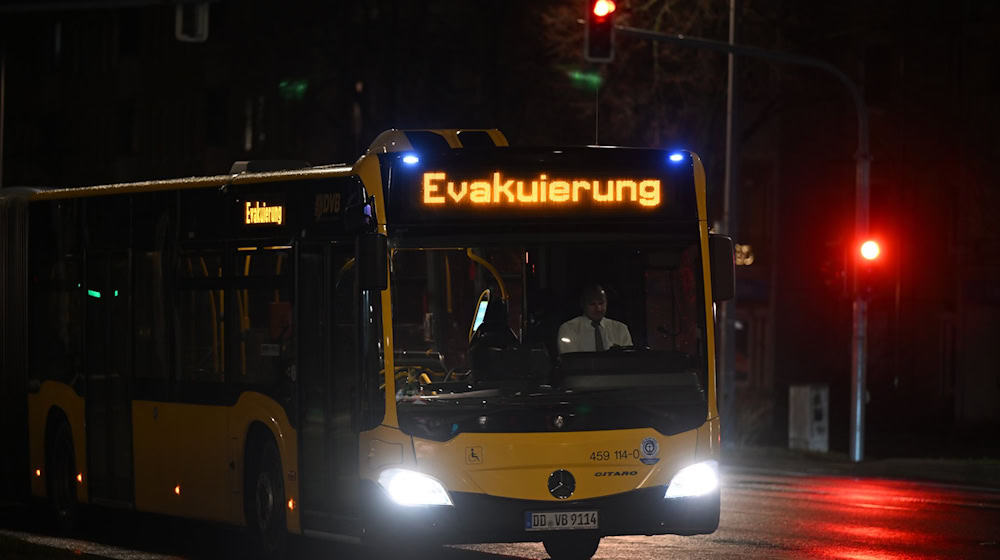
0 128 733 560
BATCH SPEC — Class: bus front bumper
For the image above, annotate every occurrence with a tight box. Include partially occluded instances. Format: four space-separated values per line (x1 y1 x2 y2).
362 484 720 545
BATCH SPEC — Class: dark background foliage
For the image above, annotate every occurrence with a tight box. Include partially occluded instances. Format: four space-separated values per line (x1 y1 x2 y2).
1 0 998 456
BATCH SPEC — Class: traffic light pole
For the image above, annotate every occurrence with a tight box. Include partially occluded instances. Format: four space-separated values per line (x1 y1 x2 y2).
616 25 872 461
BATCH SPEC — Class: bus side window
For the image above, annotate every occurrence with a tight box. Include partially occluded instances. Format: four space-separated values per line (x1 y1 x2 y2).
176 251 226 383
28 200 84 386
349 248 385 430
234 249 294 386
134 251 169 383
133 194 172 388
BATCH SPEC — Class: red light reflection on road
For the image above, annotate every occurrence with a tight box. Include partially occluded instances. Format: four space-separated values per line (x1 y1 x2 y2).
820 548 913 560
819 522 913 541
810 521 936 560
807 476 949 511
818 479 904 507
800 478 944 560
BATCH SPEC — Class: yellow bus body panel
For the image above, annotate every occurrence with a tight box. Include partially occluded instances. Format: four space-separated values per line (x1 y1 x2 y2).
691 153 720 421
359 424 416 476
132 392 300 532
27 381 88 502
412 429 699 501
132 401 231 521
362 128 507 156
696 417 722 461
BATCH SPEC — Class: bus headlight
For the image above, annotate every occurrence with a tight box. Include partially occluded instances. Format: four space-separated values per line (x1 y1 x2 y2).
664 460 718 499
377 468 454 506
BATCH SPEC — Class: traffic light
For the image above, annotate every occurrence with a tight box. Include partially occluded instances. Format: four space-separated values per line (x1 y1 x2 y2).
856 238 883 298
860 240 880 261
585 0 616 63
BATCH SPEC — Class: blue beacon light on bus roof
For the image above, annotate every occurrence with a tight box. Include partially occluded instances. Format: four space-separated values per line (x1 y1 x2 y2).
668 152 685 163
402 154 420 165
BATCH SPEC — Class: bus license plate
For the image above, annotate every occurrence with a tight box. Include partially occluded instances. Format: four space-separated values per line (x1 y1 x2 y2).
525 510 599 531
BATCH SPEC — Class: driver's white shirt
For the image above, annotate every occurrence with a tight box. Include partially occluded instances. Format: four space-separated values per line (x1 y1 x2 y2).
557 316 633 353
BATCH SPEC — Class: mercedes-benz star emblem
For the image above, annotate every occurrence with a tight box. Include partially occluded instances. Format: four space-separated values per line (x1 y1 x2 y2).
547 469 576 500
553 415 565 429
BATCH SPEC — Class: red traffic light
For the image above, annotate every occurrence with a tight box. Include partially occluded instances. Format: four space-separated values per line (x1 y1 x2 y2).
860 240 880 261
592 0 616 18
585 1 616 63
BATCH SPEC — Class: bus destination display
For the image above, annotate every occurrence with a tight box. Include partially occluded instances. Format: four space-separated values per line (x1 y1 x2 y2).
422 171 662 208
387 147 698 228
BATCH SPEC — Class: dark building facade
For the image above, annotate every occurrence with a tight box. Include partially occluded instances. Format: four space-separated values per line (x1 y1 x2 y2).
729 0 1000 454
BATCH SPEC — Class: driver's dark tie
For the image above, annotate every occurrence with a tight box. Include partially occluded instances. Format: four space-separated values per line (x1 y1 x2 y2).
592 320 604 351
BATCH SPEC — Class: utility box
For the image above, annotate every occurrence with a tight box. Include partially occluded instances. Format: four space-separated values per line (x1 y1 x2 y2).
788 384 829 452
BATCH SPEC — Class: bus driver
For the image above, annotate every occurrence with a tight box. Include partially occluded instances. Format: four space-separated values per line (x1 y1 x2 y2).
557 284 632 354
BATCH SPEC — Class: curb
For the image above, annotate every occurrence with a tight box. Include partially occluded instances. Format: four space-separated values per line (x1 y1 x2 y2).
721 446 1000 490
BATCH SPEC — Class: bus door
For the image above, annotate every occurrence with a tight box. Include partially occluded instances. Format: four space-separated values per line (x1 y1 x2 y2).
298 242 361 532
84 251 134 505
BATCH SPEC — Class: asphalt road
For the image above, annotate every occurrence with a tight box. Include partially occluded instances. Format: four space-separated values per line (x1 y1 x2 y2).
3 469 999 559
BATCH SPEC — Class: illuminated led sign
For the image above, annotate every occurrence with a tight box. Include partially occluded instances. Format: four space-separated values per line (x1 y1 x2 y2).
244 201 284 226
421 172 662 208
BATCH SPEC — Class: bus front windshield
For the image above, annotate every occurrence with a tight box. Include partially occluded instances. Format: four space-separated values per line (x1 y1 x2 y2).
390 239 710 440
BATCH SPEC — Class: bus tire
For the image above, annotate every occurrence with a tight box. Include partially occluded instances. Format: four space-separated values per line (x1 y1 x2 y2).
542 534 601 560
244 434 286 558
46 419 78 533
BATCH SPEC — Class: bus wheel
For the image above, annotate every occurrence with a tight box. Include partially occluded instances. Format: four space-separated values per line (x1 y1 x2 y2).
244 438 286 557
46 421 78 532
542 535 601 560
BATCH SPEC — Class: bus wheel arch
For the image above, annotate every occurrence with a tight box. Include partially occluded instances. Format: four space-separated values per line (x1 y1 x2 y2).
44 407 78 531
242 422 286 556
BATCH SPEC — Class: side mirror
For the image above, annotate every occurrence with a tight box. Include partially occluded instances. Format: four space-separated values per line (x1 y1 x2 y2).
709 234 735 301
344 198 376 233
357 233 388 290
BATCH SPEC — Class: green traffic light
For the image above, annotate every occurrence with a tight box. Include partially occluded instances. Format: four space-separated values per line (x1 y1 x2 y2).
278 79 309 101
567 70 602 89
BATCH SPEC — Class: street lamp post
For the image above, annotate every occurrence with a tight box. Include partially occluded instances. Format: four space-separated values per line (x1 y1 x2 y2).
616 26 872 461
